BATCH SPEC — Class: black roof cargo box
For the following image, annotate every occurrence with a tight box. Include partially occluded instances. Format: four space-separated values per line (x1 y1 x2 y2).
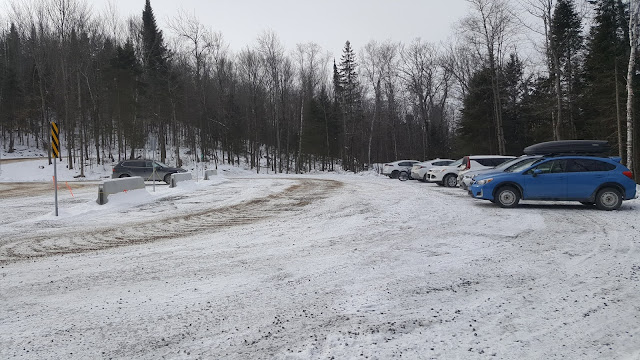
523 140 611 156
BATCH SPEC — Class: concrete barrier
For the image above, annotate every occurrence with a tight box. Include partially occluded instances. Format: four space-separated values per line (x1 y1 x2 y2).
97 176 145 205
170 172 193 188
204 169 217 180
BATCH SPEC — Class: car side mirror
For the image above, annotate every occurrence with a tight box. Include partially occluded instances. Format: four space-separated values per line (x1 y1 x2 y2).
532 169 542 177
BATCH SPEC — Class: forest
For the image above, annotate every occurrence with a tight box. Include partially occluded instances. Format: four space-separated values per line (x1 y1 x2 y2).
0 0 639 179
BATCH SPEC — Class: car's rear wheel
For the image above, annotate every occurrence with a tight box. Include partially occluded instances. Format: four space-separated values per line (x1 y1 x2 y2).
119 174 130 178
443 174 457 187
495 186 520 208
398 171 409 181
595 188 622 211
391 170 399 179
164 174 172 184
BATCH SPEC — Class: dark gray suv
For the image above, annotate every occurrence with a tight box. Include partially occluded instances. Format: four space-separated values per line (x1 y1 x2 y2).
112 160 187 183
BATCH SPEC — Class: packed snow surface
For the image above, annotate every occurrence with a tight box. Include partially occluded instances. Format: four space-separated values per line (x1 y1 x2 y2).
1 158 640 359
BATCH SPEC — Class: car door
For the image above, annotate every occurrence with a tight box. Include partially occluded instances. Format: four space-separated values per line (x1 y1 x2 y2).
565 159 615 200
142 161 155 180
523 159 568 199
127 160 145 178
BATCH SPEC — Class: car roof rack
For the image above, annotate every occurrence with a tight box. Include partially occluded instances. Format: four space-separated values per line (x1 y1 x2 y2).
523 140 610 156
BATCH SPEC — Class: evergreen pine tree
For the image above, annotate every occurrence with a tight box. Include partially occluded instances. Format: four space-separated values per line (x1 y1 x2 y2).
337 41 361 170
551 0 583 138
582 0 629 155
141 0 170 162
501 54 526 153
1 24 24 153
458 68 497 154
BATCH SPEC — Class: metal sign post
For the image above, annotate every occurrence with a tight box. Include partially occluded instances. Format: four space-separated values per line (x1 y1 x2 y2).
51 121 60 216
152 162 156 192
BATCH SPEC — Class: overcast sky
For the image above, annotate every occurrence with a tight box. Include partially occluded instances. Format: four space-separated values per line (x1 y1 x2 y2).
106 0 471 57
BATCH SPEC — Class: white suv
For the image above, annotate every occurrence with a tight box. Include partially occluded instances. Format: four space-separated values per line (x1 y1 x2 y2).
426 158 464 187
456 155 515 188
382 160 420 179
427 155 515 187
458 156 532 190
410 159 454 182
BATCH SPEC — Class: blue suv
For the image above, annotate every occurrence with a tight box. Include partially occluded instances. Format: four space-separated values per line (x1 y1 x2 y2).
469 155 636 210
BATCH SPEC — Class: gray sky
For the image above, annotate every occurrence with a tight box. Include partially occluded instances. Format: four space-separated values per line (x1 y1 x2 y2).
111 0 471 56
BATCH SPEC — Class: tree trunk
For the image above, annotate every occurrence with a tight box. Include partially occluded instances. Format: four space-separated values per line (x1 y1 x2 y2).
615 62 624 158
626 0 638 169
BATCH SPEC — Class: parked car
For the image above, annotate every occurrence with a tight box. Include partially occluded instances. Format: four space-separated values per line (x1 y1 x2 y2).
112 159 187 183
459 156 541 190
410 159 455 182
469 154 636 210
426 158 464 187
382 160 420 179
427 155 515 187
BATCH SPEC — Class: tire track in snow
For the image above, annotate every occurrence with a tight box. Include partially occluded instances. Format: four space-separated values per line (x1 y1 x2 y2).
0 178 342 265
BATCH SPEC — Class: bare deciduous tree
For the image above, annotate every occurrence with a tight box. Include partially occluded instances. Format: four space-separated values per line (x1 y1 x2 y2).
461 0 516 154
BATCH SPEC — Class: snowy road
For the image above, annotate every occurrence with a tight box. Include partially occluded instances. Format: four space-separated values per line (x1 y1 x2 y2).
1 174 639 359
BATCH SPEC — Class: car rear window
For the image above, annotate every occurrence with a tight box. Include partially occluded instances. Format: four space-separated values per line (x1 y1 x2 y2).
475 158 496 167
493 158 512 166
567 159 616 172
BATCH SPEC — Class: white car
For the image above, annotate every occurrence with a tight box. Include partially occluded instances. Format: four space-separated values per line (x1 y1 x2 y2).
458 156 540 190
456 155 517 189
410 159 455 182
427 155 516 187
426 158 464 187
382 160 420 179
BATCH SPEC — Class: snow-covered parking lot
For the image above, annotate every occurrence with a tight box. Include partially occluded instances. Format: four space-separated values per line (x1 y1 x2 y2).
1 168 640 359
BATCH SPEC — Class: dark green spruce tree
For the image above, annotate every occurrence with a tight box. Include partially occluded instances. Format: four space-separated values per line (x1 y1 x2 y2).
501 53 527 154
582 0 629 156
1 24 24 153
337 41 362 171
141 0 170 162
458 68 497 155
551 0 583 139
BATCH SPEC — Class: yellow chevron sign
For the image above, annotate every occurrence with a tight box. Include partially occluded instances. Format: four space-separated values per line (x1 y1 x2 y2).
51 121 59 158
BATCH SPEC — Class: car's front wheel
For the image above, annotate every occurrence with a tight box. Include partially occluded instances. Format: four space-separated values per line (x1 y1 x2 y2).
398 171 409 181
495 186 520 208
119 174 130 178
164 174 172 184
422 174 428 182
595 188 622 211
391 170 399 179
443 174 457 187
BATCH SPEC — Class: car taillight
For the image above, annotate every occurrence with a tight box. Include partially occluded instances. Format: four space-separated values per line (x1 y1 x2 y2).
465 157 470 170
112 168 115 172
623 171 633 179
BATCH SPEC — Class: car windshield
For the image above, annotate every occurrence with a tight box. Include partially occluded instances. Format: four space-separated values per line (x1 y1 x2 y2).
153 161 169 168
491 157 522 171
448 158 463 167
506 157 543 173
